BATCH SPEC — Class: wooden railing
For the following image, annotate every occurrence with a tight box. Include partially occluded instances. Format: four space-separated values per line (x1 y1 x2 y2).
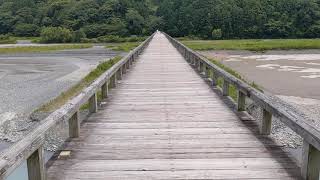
0 33 155 180
163 32 320 180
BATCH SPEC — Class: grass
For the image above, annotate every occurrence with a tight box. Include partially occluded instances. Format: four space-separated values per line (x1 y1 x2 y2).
35 56 122 113
181 39 320 52
106 42 141 52
0 44 93 54
208 58 263 101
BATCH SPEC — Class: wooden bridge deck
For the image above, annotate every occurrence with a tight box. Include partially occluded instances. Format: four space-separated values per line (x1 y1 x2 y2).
46 33 300 179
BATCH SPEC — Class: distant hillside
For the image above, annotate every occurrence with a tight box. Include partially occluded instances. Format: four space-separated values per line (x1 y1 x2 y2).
0 0 319 39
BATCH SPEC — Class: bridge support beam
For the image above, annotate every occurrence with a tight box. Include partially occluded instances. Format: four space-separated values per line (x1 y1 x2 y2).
27 146 45 180
259 109 272 135
69 111 80 138
89 93 98 113
302 140 320 180
222 80 229 96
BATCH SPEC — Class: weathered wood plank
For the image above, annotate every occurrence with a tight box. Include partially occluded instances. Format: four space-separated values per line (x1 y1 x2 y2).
46 32 300 179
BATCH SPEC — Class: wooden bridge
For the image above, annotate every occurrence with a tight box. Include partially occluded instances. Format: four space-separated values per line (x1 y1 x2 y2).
1 32 320 179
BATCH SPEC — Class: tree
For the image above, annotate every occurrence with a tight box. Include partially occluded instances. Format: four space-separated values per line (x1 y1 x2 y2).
212 29 222 40
40 27 73 43
0 12 14 34
72 29 86 42
125 9 144 35
13 23 40 36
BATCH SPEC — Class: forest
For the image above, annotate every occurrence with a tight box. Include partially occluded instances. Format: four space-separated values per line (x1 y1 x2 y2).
0 0 320 41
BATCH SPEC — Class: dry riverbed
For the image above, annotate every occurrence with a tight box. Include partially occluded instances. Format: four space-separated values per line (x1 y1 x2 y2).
0 46 124 146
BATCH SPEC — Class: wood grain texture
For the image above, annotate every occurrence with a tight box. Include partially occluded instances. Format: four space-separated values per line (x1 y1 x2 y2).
46 33 301 180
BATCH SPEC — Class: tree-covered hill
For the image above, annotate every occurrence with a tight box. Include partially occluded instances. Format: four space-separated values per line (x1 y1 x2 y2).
158 0 320 39
0 0 320 40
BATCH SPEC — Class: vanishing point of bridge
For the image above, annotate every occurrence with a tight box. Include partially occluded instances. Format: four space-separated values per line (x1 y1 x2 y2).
1 32 320 179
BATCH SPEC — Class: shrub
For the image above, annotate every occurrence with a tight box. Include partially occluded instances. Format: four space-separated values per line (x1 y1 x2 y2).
80 38 96 43
0 34 15 44
0 34 10 40
72 30 86 43
40 27 73 43
96 35 146 43
212 29 222 40
97 35 123 43
14 23 40 37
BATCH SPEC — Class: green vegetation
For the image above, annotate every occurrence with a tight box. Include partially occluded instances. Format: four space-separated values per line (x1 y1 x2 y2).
106 42 141 52
36 56 122 112
0 0 161 42
208 58 263 101
0 34 15 44
1 0 320 40
80 35 146 43
182 39 320 52
158 0 320 39
40 27 82 43
0 44 92 54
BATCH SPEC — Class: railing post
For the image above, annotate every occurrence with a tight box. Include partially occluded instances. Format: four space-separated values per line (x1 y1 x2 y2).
302 140 320 180
129 57 133 65
69 111 80 138
198 61 202 72
237 90 246 111
259 109 272 135
122 64 126 74
202 64 206 75
110 74 117 88
205 65 210 78
191 55 195 65
196 59 200 69
89 93 98 113
27 146 45 180
223 80 229 96
117 68 122 80
211 69 217 87
126 61 130 69
101 82 108 99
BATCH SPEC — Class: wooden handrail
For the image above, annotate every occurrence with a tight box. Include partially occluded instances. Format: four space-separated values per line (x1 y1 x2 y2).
0 33 155 179
163 31 320 180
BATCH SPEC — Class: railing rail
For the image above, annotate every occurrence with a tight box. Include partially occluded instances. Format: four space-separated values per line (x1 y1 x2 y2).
163 31 320 180
0 33 155 180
